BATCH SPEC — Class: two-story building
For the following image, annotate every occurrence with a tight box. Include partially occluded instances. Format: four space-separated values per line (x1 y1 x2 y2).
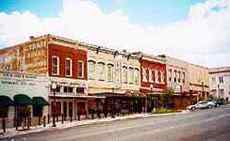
80 42 142 115
0 34 103 121
188 63 209 102
209 67 230 101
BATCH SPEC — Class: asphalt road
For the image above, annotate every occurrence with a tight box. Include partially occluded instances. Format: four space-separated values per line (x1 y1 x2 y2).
3 105 230 141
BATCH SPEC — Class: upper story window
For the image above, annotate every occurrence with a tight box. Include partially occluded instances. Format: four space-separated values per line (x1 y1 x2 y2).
161 71 165 84
107 64 114 82
134 68 140 85
169 69 172 81
52 56 60 75
149 69 153 82
122 66 128 84
152 70 156 82
182 72 185 83
174 70 177 83
158 71 161 83
88 60 96 80
78 60 84 78
65 58 72 77
129 67 134 84
142 68 148 82
212 77 216 83
97 62 105 81
219 76 224 83
178 71 181 83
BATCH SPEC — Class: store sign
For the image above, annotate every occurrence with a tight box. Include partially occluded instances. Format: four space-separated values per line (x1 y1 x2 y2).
0 71 49 100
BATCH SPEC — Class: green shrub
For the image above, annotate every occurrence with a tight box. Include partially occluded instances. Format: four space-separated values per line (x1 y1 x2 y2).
152 108 175 114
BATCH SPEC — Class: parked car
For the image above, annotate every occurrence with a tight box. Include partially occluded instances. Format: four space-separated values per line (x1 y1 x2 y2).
208 98 225 107
187 101 215 111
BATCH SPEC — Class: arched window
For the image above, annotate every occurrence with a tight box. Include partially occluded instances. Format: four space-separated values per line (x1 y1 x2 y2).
134 68 140 85
88 60 96 80
97 62 105 81
107 64 114 82
129 67 134 84
122 66 128 83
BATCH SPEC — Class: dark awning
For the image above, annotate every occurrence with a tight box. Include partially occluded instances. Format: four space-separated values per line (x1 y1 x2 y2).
32 97 49 106
0 96 14 107
14 94 32 106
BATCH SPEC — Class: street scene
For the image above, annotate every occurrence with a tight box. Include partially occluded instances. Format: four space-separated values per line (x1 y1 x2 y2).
0 0 230 141
2 105 230 141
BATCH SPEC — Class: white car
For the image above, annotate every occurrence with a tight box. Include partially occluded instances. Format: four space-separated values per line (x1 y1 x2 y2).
187 101 215 111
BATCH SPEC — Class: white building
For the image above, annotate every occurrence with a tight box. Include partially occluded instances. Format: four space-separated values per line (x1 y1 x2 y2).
209 67 230 101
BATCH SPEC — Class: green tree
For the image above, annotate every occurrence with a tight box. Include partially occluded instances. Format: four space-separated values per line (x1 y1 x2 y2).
160 88 174 108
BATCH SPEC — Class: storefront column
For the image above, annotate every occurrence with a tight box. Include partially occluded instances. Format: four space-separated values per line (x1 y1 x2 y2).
85 100 89 119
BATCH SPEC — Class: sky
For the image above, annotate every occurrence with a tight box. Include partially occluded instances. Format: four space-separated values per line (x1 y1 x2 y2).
0 0 229 67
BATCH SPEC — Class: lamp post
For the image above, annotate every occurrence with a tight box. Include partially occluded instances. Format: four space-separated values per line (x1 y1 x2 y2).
51 82 57 127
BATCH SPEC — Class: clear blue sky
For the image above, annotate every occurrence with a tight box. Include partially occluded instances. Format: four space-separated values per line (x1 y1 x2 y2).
0 0 207 25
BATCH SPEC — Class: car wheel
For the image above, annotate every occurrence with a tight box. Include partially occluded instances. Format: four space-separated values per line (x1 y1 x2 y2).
208 105 213 109
191 107 196 111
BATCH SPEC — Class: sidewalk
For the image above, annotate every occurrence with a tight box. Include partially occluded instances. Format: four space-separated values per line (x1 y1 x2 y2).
0 111 188 139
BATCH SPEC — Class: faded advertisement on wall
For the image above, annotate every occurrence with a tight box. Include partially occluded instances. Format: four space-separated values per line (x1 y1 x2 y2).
0 71 49 100
0 39 48 74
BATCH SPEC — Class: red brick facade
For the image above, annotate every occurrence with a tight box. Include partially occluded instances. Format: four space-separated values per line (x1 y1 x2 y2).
48 43 87 80
140 58 167 93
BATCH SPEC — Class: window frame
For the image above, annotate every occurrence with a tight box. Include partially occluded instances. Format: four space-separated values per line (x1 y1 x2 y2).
51 56 60 75
65 58 72 77
78 60 84 78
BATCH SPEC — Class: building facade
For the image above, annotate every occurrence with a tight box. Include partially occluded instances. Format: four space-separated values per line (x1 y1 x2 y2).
188 63 209 101
0 71 48 128
132 52 167 112
82 43 143 114
209 67 230 101
0 34 101 122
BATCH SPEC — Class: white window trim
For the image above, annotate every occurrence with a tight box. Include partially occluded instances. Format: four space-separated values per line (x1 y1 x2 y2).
52 56 60 75
97 62 105 81
78 60 84 78
107 63 114 82
142 67 148 82
65 58 72 77
135 68 140 85
88 60 96 80
149 69 153 82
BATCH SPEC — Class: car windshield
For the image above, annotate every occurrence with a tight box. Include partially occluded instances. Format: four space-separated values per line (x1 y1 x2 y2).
198 101 207 104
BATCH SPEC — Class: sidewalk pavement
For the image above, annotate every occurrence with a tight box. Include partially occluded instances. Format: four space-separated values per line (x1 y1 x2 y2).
0 110 189 139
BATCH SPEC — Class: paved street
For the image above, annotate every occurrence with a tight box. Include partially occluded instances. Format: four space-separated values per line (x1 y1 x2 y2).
3 105 230 141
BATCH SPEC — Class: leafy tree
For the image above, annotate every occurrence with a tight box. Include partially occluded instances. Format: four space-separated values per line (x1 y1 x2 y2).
160 88 174 108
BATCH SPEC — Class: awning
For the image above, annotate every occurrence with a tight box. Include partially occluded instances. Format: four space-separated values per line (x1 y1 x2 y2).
0 96 14 107
14 94 32 106
32 97 49 106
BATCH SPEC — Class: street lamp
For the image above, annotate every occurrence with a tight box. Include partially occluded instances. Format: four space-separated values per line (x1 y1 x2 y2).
51 82 57 127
